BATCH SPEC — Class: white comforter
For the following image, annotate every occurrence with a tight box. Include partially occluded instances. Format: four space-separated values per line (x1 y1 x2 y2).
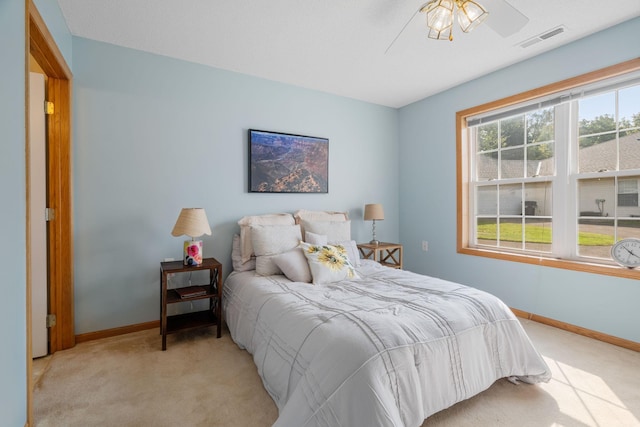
223 260 550 427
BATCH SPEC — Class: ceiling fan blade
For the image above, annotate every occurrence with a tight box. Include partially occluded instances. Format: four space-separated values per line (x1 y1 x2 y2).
385 7 422 54
482 0 529 37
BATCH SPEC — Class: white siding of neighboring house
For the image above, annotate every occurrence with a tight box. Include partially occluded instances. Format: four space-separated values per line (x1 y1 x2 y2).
477 133 640 218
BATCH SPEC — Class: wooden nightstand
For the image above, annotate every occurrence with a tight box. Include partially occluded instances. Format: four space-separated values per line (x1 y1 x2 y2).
160 257 222 350
357 242 403 269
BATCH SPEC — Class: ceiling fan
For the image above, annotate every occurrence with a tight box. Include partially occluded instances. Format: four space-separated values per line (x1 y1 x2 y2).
386 0 529 52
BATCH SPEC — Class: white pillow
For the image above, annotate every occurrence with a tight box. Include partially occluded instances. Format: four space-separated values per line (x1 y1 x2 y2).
295 210 348 236
294 209 348 223
305 231 327 245
237 213 294 263
302 220 351 243
251 224 302 276
304 233 360 267
333 240 361 267
272 249 312 283
231 234 256 271
299 241 359 285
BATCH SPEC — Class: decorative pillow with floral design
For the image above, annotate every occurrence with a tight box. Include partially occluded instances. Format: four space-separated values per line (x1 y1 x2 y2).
299 241 359 285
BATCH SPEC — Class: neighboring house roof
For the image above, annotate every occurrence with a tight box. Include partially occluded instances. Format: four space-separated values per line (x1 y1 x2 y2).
577 132 640 172
477 132 640 180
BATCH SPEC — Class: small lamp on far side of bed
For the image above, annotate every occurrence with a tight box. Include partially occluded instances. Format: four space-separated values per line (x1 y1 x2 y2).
171 208 212 266
364 203 384 245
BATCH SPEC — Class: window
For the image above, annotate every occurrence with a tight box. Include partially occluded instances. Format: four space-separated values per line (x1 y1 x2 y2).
618 179 638 207
457 59 640 279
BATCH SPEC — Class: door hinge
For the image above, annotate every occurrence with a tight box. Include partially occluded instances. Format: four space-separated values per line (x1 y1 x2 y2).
45 207 55 221
46 314 57 328
45 101 54 115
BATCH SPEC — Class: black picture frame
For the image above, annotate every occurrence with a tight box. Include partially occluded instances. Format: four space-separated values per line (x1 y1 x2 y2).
248 129 329 193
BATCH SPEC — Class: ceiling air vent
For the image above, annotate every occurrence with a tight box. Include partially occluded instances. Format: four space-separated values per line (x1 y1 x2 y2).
518 25 566 48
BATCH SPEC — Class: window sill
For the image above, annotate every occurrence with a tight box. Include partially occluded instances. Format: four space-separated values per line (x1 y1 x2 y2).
458 246 640 280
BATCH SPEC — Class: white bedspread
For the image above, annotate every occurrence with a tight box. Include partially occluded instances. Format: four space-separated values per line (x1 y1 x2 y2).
223 260 551 427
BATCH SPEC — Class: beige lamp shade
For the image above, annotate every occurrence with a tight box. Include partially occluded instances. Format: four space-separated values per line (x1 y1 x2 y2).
171 208 212 238
364 204 384 221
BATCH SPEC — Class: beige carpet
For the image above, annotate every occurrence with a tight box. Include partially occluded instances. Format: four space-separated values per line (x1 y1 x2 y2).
33 319 640 427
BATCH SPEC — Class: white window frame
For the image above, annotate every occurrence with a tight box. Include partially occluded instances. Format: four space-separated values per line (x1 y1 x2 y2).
456 59 640 280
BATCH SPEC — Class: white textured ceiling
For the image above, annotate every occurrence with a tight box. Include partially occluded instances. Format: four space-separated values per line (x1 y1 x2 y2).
56 0 640 108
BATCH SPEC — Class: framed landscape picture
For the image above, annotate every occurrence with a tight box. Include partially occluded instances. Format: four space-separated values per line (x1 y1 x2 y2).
249 129 329 193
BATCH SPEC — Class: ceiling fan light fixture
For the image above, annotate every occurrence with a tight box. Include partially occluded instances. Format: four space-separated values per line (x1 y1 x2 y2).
420 0 489 41
427 26 453 41
423 0 455 32
456 0 489 33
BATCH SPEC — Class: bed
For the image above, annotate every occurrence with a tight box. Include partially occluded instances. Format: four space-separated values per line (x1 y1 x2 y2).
223 212 551 427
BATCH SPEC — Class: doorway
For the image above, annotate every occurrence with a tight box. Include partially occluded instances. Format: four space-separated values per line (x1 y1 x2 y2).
29 70 48 359
27 1 74 424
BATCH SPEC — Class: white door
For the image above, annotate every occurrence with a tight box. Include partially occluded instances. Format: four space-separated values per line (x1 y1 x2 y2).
30 72 48 358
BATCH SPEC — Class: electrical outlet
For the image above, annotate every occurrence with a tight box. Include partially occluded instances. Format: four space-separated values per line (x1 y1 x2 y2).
421 241 428 252
164 257 175 262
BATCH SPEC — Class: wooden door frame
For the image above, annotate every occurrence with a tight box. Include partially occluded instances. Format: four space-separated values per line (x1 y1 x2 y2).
26 0 74 424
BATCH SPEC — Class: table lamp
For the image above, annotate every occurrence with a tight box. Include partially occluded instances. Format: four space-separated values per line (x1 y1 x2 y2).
171 208 212 266
364 203 384 245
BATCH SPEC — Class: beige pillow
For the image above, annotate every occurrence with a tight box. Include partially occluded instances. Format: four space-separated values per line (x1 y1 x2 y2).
251 224 302 276
294 210 348 236
237 213 294 263
294 209 348 223
302 219 351 243
231 234 256 272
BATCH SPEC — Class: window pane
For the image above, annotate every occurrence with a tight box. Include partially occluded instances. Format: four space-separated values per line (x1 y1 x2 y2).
477 122 499 152
617 176 640 212
578 218 614 259
524 218 552 252
476 185 497 215
499 184 522 215
618 84 640 129
476 218 497 247
578 178 614 217
579 92 616 135
501 147 524 179
476 152 498 181
527 143 554 177
618 179 638 193
526 108 554 144
619 219 640 239
501 116 525 147
498 218 523 249
620 130 640 170
578 135 617 173
618 193 638 207
524 182 552 216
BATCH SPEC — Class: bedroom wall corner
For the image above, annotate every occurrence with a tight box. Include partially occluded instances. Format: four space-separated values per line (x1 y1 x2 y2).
398 17 640 343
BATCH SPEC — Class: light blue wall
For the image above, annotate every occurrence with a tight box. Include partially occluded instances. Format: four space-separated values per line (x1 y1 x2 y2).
71 37 399 334
0 1 27 425
0 1 71 424
33 0 72 66
399 17 640 342
1 5 635 424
